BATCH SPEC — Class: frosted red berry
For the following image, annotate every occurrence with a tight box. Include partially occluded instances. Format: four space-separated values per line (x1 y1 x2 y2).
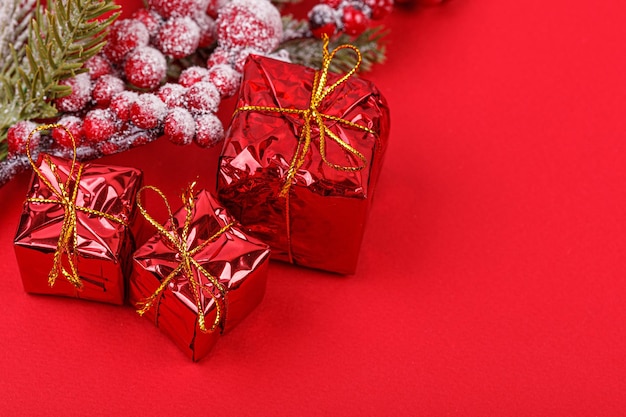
55 73 92 113
148 0 205 19
130 94 167 129
84 109 118 143
131 9 163 37
52 116 84 148
158 83 188 108
110 91 139 122
179 66 210 87
155 17 200 59
103 19 150 63
217 0 282 53
208 64 240 98
342 6 369 36
195 13 217 48
92 75 125 107
164 108 196 145
84 55 112 79
194 113 224 147
207 47 233 67
124 46 167 90
7 121 39 156
185 81 220 114
363 0 393 19
98 141 120 156
309 4 339 38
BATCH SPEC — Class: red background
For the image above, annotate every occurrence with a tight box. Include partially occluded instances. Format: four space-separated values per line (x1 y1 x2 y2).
2 0 626 415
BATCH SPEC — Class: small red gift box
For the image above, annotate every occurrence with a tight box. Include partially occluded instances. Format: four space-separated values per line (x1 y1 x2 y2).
14 152 142 304
129 185 270 361
217 42 390 274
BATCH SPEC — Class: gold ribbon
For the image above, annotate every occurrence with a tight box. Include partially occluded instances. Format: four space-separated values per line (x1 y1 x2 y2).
26 124 127 289
234 34 377 198
135 183 234 333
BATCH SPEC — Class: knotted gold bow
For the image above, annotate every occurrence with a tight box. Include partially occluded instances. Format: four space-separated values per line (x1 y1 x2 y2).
235 34 377 197
135 183 234 333
26 124 127 289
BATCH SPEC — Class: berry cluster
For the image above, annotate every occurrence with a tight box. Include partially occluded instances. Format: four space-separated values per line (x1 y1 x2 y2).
7 0 283 158
308 0 393 38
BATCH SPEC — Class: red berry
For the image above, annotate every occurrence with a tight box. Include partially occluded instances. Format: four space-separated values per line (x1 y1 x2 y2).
148 0 206 19
110 91 139 122
158 83 188 108
103 19 149 63
84 55 112 79
311 23 337 39
130 94 167 129
207 47 233 67
309 4 339 38
363 0 393 19
322 0 342 7
195 13 217 48
206 0 228 19
84 109 118 143
155 17 200 59
234 48 262 73
7 121 39 156
98 141 121 156
217 0 282 53
342 6 369 36
91 75 125 107
194 113 224 147
164 108 196 145
131 9 163 37
124 46 167 90
179 66 210 87
55 73 92 113
207 64 240 98
52 116 84 148
185 81 220 114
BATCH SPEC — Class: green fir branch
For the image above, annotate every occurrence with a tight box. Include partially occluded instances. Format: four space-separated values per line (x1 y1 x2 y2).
0 0 120 160
278 21 388 73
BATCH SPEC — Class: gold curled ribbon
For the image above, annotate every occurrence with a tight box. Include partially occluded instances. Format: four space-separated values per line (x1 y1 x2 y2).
26 124 127 289
135 183 234 333
234 34 377 197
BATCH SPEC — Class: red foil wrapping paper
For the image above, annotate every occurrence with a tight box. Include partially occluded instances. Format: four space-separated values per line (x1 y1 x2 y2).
217 54 390 274
128 190 270 361
13 154 142 304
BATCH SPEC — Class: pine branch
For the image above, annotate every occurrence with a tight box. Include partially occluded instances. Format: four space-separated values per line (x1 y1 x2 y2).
0 0 120 160
278 19 388 73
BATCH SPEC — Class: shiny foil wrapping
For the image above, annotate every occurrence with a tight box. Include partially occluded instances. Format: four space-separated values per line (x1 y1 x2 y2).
128 190 270 361
217 55 390 274
13 155 142 304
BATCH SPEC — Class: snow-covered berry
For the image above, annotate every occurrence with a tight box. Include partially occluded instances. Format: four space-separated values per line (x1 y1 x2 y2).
84 109 118 143
185 81 220 114
55 73 92 113
7 121 39 156
164 108 196 145
52 116 84 148
84 55 113 79
130 94 167 129
103 19 150 63
195 13 217 48
155 17 200 59
131 9 163 38
207 46 233 67
207 64 240 97
217 0 282 53
148 0 207 19
309 4 340 38
110 91 139 122
363 0 393 20
92 75 125 106
342 6 369 36
157 83 188 108
124 46 167 90
194 113 224 147
179 66 210 87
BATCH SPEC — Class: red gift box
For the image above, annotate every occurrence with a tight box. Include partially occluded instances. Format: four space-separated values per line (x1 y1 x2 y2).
129 186 270 361
13 153 142 304
217 42 390 274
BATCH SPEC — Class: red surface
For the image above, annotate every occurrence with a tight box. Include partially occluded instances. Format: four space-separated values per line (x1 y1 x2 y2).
2 0 626 415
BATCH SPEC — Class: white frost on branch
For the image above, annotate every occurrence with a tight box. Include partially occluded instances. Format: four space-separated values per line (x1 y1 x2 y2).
0 0 36 67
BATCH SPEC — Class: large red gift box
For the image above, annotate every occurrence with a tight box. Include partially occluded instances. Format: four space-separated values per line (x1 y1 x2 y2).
129 187 270 361
217 48 390 274
14 153 142 304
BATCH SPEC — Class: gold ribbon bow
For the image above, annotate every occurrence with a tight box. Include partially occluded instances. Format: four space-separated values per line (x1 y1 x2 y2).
135 183 234 333
26 124 127 289
235 34 377 197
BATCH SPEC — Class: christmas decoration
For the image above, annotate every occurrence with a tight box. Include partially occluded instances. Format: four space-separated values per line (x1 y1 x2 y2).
217 37 390 274
0 0 428 187
14 124 143 304
129 184 270 361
